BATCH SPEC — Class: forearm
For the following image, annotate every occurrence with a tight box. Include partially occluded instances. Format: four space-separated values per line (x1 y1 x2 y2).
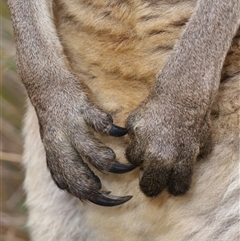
8 0 70 89
7 0 89 112
156 0 240 108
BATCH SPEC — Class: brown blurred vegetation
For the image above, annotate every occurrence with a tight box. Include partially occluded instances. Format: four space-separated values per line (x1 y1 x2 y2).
1 1 29 240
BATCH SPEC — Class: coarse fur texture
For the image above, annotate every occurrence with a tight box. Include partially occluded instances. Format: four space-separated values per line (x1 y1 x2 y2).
8 0 240 240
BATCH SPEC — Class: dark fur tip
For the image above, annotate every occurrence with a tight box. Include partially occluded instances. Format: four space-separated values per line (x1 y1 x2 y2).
168 183 190 196
109 124 128 137
108 161 136 174
88 192 132 207
140 184 164 198
139 167 169 197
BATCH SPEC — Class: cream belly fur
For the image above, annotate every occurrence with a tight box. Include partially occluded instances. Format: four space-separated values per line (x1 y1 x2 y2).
23 0 240 240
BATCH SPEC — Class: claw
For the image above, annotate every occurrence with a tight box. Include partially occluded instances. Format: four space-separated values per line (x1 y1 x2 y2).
101 191 111 195
88 192 133 206
109 124 128 137
108 161 136 174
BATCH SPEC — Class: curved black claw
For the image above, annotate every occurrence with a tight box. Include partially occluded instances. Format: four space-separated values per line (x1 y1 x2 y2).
88 192 133 207
109 124 128 137
101 191 111 195
108 161 136 174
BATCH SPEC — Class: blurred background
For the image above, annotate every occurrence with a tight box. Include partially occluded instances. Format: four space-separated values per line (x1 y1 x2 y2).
1 1 29 240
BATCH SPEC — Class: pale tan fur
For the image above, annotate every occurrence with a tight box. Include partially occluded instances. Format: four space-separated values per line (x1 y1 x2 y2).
9 0 240 240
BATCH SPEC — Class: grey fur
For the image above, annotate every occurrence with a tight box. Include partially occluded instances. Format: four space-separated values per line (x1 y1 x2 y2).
7 0 240 202
7 0 135 205
126 0 240 196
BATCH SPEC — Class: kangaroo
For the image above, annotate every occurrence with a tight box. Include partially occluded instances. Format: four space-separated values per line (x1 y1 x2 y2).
8 0 240 240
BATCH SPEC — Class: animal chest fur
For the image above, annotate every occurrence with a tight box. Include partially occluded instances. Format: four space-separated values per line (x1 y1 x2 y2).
53 0 196 121
22 1 240 240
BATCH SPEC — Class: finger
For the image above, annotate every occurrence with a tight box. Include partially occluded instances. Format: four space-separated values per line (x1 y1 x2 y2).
71 131 134 173
46 150 102 199
198 120 212 159
139 160 171 197
168 159 194 196
47 147 132 206
125 138 145 166
84 106 113 132
47 149 132 206
88 192 133 207
84 107 128 137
